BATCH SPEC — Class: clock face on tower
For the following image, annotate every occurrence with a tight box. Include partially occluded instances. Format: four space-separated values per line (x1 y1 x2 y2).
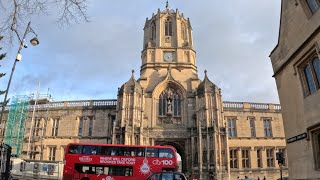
164 52 174 62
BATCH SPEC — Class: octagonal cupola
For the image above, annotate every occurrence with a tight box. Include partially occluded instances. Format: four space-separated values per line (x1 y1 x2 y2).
142 6 194 50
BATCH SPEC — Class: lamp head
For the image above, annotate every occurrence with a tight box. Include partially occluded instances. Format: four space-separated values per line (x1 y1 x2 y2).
30 37 39 46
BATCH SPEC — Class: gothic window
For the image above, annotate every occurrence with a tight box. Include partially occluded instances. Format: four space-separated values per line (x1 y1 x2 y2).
307 0 320 14
194 152 198 165
210 150 214 162
202 150 207 163
158 88 181 117
159 93 167 116
151 21 156 40
165 18 173 36
300 56 320 96
181 23 187 40
135 135 139 145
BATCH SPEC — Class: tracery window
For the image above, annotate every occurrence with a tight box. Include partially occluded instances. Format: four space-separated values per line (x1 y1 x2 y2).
159 88 181 117
165 18 173 36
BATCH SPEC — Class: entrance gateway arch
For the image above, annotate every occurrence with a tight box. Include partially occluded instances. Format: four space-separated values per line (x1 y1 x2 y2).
155 140 187 173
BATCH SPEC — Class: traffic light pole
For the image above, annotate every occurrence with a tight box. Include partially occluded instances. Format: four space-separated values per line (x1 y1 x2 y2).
279 164 283 180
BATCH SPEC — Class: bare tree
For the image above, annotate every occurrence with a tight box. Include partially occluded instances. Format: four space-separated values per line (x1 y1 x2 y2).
0 0 89 43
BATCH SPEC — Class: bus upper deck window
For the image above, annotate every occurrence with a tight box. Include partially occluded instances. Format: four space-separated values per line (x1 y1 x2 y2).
68 145 81 154
83 146 97 155
159 149 174 158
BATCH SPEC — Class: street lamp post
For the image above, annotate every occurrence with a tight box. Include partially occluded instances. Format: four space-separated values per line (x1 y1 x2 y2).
0 21 39 137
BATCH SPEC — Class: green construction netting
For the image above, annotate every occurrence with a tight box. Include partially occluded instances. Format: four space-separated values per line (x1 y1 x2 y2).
4 95 30 156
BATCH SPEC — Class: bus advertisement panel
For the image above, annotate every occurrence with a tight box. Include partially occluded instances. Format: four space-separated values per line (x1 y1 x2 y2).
63 143 177 180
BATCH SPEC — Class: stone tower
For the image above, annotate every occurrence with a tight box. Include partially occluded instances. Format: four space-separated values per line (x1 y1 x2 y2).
113 5 229 180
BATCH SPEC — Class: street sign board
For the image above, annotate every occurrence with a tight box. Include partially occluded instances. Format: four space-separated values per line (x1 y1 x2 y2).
286 132 307 144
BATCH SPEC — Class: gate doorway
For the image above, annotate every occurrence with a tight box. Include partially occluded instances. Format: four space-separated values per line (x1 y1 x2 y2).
155 141 187 173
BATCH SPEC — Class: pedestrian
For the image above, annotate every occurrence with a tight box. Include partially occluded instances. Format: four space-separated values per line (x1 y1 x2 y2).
257 177 260 180
263 176 266 180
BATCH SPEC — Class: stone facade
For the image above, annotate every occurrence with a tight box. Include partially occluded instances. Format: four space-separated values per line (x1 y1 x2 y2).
0 5 289 180
269 0 320 179
0 100 116 161
112 7 287 180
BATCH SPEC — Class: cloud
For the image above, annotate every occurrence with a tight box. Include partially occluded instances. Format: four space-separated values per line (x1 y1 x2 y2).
0 0 281 103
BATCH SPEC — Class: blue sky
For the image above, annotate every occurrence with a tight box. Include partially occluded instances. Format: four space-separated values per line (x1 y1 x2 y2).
0 0 281 103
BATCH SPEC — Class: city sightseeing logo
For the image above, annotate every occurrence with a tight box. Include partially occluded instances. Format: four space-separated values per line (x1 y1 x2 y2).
140 158 151 175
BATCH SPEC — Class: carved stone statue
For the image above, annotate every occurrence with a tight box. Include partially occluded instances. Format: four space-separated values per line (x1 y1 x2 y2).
166 88 174 114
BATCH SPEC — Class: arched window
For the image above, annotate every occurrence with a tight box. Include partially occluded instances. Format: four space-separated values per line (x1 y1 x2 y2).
173 94 181 116
181 23 187 40
304 64 316 94
313 57 320 85
306 0 320 14
165 18 173 36
151 21 156 40
159 93 167 116
158 88 181 117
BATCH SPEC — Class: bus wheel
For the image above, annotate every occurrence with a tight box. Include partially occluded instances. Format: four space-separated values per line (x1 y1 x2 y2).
81 178 90 180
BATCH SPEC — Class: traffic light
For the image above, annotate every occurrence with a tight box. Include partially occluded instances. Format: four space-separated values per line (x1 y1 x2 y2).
276 152 285 166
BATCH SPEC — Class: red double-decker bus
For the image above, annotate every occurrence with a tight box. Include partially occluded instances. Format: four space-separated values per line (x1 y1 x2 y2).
63 143 178 180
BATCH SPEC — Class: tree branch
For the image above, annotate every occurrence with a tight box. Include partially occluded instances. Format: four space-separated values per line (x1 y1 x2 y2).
0 0 89 44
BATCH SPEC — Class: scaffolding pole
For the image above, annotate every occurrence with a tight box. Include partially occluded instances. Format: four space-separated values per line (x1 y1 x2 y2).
27 82 40 159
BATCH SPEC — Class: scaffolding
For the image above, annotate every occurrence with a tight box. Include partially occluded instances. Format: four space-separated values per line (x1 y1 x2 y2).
26 90 52 160
4 95 30 156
